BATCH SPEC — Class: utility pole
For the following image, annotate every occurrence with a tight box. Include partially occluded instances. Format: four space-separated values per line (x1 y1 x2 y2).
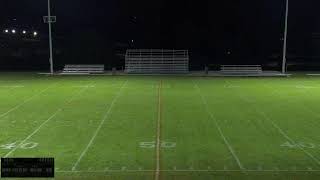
47 0 54 74
282 0 289 74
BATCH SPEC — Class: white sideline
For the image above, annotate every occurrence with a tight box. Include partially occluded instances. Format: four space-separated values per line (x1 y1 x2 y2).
0 83 57 119
0 85 25 88
71 81 128 171
193 81 245 170
3 85 91 158
56 169 320 173
225 80 320 166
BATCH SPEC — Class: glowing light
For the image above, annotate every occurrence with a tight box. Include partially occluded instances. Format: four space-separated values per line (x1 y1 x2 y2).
33 31 38 36
22 30 27 34
11 29 16 34
4 29 9 33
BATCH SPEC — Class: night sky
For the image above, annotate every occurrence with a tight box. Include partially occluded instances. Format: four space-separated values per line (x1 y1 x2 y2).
1 0 320 69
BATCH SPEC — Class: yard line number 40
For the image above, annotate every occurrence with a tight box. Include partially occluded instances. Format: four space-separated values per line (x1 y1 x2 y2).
0 141 38 150
281 141 316 149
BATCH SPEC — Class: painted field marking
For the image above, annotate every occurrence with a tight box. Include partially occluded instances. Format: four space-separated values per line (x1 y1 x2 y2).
295 85 317 89
224 85 241 89
154 80 162 180
139 141 176 149
73 85 95 88
281 141 317 149
261 112 320 166
3 85 91 158
151 84 171 89
71 81 128 171
56 169 320 173
264 84 320 143
0 85 25 88
262 83 320 124
193 81 245 171
225 80 320 166
0 83 58 119
0 141 38 150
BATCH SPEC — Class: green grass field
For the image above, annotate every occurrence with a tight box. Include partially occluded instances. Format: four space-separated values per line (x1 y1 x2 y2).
1 72 320 180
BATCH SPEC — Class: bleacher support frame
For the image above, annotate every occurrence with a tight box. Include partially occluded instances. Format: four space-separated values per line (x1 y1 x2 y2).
125 49 189 74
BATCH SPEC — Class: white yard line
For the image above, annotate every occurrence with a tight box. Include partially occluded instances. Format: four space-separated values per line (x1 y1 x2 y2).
260 84 320 164
71 81 128 171
260 112 320 166
155 81 162 180
3 86 90 158
0 83 58 119
262 83 320 129
225 80 320 166
193 81 245 170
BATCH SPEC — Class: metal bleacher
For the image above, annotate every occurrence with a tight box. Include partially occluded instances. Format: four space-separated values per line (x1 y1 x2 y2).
61 64 105 74
125 49 189 74
220 65 263 75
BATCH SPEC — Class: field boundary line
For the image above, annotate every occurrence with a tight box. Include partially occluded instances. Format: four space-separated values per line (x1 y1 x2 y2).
56 169 320 173
71 80 128 171
0 83 58 119
3 85 91 158
155 80 162 180
193 81 245 170
224 80 320 166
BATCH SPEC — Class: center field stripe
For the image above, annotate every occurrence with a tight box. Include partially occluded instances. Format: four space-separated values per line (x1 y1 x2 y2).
71 81 128 171
193 81 245 170
224 80 320 166
155 80 162 180
3 85 90 158
0 83 58 119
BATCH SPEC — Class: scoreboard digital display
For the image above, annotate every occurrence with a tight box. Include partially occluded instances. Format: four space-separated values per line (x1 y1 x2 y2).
1 158 54 178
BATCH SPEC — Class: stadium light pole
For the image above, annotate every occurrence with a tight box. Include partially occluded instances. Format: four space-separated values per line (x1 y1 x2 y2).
47 0 54 74
282 0 289 74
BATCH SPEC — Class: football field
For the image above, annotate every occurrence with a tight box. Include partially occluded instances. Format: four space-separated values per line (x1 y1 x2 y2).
1 73 320 180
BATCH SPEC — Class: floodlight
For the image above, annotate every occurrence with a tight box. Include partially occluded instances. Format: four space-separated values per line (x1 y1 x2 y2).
11 29 16 34
22 30 27 34
4 29 9 33
33 31 38 36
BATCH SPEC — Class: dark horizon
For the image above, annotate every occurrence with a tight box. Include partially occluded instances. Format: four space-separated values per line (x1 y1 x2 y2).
1 0 320 70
